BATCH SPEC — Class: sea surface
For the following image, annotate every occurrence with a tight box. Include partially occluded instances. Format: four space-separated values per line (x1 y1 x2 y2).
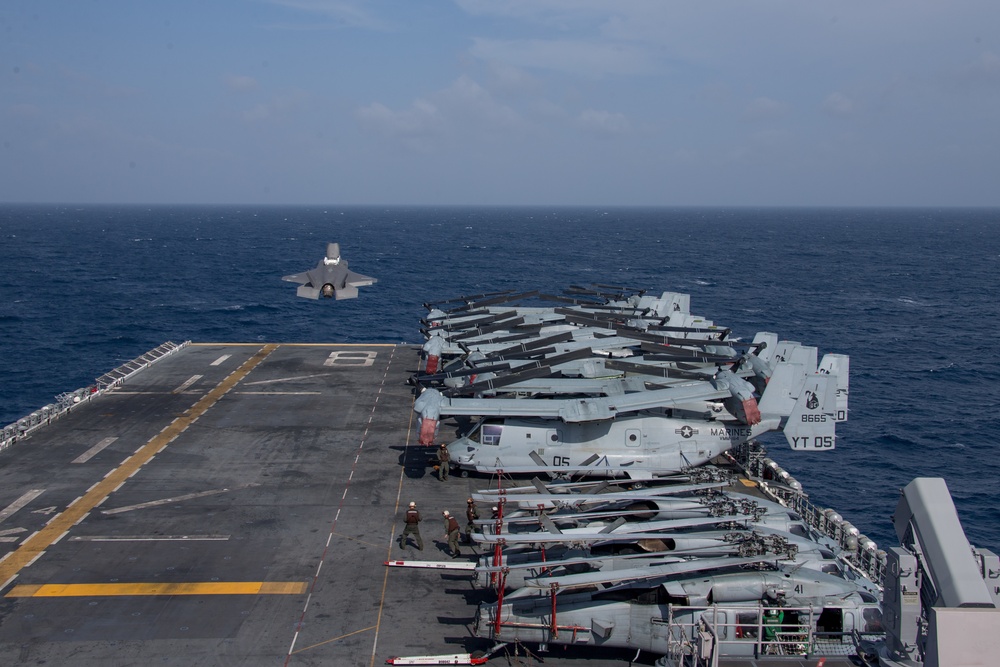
1 205 998 556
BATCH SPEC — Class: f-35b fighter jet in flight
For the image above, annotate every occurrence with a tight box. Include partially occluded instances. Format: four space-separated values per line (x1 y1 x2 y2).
282 243 377 300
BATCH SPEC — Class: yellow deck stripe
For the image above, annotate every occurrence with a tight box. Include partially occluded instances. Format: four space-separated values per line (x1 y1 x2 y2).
0 344 278 590
7 582 307 597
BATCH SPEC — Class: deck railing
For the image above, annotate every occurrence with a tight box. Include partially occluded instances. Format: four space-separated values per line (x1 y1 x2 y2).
0 341 188 453
729 441 887 587
659 603 883 666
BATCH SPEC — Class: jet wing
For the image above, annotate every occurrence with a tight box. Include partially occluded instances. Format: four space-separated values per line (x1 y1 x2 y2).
281 271 311 286
344 268 377 288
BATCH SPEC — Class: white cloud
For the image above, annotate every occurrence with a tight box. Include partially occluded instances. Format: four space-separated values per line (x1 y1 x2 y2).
241 90 310 123
487 62 542 96
529 99 567 120
454 0 617 27
576 109 629 135
822 92 855 117
262 0 391 30
243 104 272 122
356 100 441 139
226 75 259 92
470 37 652 78
958 51 1000 84
744 97 786 120
355 76 522 150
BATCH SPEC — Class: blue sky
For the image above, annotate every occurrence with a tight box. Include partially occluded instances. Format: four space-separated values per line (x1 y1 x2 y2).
2 1 999 206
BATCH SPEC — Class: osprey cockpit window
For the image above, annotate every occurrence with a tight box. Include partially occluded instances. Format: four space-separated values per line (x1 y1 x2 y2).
479 423 503 446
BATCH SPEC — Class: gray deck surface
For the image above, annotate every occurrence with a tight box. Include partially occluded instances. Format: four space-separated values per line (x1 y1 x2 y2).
0 343 855 667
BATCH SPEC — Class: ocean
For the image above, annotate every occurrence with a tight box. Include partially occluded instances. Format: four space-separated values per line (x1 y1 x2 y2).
1 205 998 556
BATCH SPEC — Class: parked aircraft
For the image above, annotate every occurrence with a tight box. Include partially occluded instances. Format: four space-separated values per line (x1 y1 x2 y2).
414 359 841 479
473 561 882 657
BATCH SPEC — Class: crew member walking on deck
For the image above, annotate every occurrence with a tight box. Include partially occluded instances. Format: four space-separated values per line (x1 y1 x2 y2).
465 498 479 544
436 443 451 481
399 501 423 550
443 510 461 557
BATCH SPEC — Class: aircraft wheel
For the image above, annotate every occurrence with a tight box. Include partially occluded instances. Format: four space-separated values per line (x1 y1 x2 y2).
461 470 469 478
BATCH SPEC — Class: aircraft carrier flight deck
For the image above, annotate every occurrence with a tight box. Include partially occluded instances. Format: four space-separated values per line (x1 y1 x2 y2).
0 342 859 666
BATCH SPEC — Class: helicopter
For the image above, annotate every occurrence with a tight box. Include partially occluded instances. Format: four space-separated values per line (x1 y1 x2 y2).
472 559 882 658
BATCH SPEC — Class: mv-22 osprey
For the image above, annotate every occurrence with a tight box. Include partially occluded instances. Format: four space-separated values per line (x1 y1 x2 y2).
413 340 849 481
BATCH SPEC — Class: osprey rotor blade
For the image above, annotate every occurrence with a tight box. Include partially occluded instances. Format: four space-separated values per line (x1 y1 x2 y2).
448 290 540 313
441 365 556 398
425 290 513 310
449 316 527 341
